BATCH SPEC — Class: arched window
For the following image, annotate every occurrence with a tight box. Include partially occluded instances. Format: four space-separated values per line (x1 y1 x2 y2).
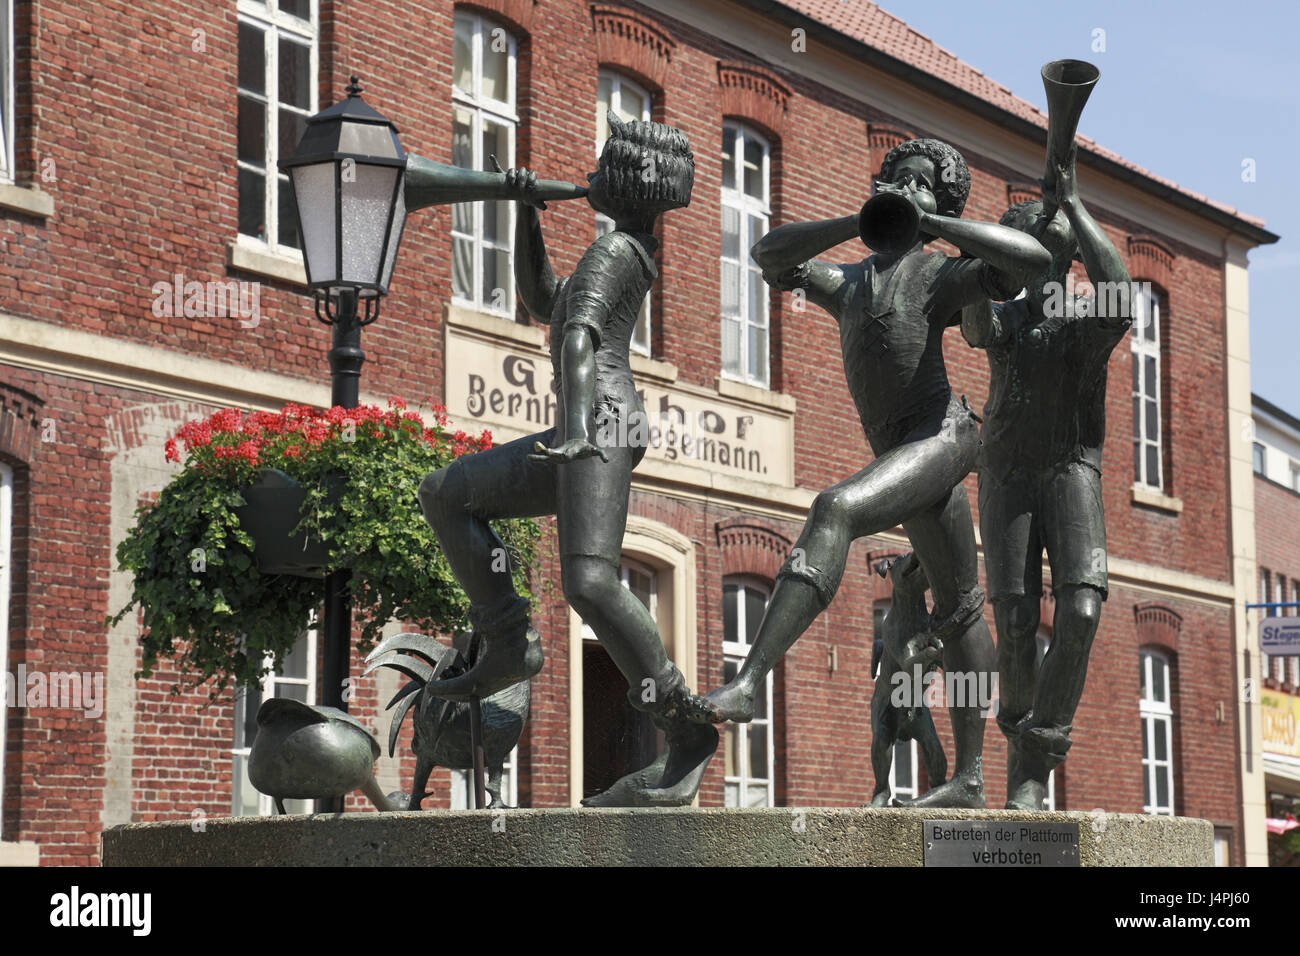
451 10 518 315
595 69 653 354
720 122 771 388
1131 284 1165 489
723 576 774 806
1139 648 1175 815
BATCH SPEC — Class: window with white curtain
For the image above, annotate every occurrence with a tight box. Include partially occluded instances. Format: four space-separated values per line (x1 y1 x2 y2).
451 10 517 315
1139 648 1175 816
0 0 13 184
236 0 318 250
232 627 317 816
595 70 652 355
1131 285 1164 489
723 577 774 807
720 123 771 388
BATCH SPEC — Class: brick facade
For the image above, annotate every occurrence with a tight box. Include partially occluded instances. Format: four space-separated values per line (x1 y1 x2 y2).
0 0 1269 865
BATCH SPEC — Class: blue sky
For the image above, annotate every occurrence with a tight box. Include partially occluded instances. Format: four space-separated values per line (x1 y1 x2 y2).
881 0 1299 411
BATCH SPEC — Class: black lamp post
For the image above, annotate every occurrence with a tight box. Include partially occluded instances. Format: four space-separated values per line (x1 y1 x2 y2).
280 78 407 810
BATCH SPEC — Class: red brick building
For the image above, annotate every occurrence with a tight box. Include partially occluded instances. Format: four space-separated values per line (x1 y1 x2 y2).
0 0 1278 865
1251 394 1300 865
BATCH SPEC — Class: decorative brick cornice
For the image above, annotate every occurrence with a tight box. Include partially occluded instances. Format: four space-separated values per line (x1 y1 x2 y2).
592 4 675 90
867 123 914 153
0 383 45 465
1007 182 1040 208
1135 603 1183 652
1127 235 1176 291
718 61 791 138
458 0 535 35
717 518 792 582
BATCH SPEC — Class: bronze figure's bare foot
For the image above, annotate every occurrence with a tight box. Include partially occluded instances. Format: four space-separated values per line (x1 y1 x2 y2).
699 680 756 724
868 790 891 808
893 770 986 809
582 720 719 807
424 628 543 702
1005 778 1048 811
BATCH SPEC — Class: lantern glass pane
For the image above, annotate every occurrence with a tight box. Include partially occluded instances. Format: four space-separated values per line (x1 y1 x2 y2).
291 161 337 285
380 177 406 292
340 162 398 287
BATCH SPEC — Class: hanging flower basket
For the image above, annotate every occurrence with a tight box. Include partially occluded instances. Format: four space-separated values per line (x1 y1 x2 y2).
108 399 540 694
234 468 342 577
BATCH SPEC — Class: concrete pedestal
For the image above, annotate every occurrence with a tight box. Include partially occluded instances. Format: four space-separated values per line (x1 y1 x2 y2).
102 807 1212 866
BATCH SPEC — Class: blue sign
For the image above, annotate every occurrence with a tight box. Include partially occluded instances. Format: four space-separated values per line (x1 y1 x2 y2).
1261 616 1300 656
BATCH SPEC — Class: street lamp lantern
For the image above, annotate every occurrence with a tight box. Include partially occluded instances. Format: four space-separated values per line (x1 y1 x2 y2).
280 75 407 322
276 79 410 805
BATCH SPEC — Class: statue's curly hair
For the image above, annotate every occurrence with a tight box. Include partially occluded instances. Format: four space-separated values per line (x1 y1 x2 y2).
598 113 694 214
999 199 1042 229
877 138 970 218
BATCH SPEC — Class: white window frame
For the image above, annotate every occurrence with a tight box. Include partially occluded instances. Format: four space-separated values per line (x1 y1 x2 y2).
451 10 518 316
720 121 771 388
723 576 774 807
889 740 919 801
1139 648 1175 816
1131 284 1164 490
1290 460 1300 493
0 0 13 184
595 69 653 356
236 0 319 252
0 462 13 836
232 625 318 816
1253 442 1266 475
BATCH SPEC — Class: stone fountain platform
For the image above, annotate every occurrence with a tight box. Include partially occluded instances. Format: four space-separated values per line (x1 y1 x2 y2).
101 807 1211 866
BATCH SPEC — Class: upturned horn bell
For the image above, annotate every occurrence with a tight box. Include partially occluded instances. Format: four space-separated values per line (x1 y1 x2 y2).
858 190 920 254
1041 59 1099 175
404 155 589 212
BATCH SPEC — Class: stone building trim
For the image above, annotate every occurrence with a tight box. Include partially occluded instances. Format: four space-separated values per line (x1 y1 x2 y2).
1127 235 1176 291
717 517 792 583
1135 602 1183 652
718 61 791 139
592 4 675 90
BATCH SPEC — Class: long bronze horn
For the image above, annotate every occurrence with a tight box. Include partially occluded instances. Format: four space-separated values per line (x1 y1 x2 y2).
404 155 589 212
1040 59 1099 200
858 190 920 254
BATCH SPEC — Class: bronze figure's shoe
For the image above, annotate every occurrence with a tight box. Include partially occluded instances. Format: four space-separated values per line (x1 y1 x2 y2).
581 703 719 807
893 769 986 809
423 596 542 702
699 679 756 724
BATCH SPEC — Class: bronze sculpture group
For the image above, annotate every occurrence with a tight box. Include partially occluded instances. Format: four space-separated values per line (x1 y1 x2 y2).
256 59 1133 813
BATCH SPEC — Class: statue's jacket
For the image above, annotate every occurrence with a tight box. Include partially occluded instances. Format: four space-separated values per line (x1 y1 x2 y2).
547 229 657 454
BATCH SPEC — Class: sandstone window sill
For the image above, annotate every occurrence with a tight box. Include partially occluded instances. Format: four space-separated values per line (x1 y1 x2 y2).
1132 484 1184 514
0 182 54 218
228 238 307 286
0 840 40 866
716 375 797 415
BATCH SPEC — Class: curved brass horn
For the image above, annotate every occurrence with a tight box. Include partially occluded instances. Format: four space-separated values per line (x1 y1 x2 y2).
404 155 589 212
858 190 920 254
